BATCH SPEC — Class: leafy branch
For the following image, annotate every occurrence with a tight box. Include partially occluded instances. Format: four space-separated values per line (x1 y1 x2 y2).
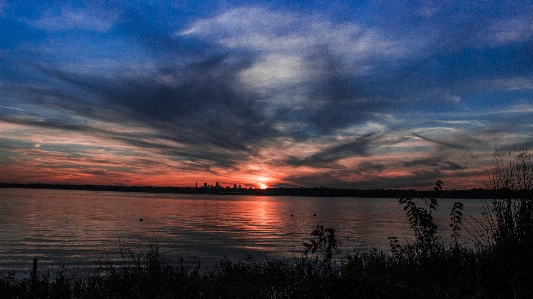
397 180 443 255
302 225 340 261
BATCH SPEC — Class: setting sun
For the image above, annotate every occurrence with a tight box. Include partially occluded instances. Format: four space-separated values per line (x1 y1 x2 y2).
259 183 268 189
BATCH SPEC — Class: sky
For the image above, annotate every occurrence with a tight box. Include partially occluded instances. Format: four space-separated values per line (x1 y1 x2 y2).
0 0 532 190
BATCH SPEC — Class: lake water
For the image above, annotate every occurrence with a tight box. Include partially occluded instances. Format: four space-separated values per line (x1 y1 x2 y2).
0 188 487 275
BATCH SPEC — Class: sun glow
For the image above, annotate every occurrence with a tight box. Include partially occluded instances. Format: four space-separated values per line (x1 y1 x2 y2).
256 176 272 189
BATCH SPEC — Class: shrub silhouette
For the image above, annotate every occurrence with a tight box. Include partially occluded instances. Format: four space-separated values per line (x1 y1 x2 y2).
487 150 533 250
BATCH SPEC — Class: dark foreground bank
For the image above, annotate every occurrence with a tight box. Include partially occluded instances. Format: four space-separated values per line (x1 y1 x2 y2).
0 240 532 299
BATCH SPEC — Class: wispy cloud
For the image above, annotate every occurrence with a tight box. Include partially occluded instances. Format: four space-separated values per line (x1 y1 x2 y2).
182 7 404 56
482 15 533 45
29 2 121 32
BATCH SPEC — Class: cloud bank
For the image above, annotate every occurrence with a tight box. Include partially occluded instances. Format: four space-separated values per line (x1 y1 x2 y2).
1 1 532 189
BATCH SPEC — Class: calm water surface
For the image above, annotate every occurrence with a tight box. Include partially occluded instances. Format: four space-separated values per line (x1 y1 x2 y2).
0 188 485 274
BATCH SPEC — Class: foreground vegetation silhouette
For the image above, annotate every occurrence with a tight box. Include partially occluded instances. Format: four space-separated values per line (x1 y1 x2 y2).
1 151 533 298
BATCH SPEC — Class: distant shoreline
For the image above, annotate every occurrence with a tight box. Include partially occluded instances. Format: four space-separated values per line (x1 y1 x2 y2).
0 182 496 199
